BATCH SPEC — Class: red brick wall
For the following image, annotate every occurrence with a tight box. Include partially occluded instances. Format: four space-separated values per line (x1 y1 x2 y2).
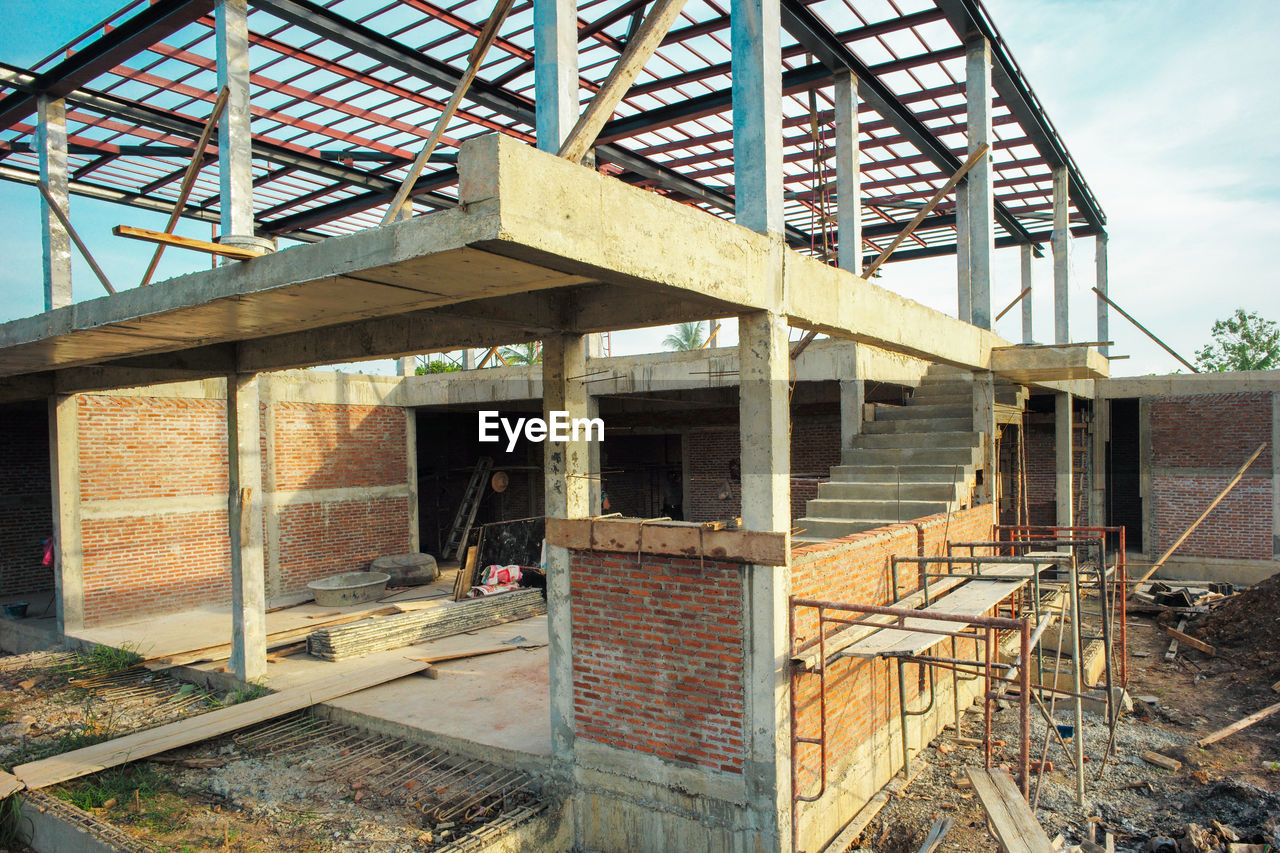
686 415 841 524
1024 420 1056 526
0 406 53 596
272 403 406 490
75 392 412 626
570 549 746 774
789 506 994 789
278 496 411 590
1149 392 1274 559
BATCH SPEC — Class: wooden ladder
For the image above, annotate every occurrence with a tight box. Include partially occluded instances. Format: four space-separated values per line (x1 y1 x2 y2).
443 457 493 561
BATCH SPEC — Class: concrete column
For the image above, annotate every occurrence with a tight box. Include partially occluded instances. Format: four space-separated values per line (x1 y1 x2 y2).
965 36 994 330
260 378 281 600
839 378 864 450
1020 243 1034 344
48 393 83 633
397 357 415 376
971 372 996 512
405 408 420 553
956 182 970 323
227 373 267 684
216 0 254 240
1089 398 1108 528
1273 392 1279 557
461 348 474 370
1055 391 1074 528
37 96 71 311
1052 166 1070 344
737 309 791 852
1095 233 1109 355
731 0 783 235
542 333 592 769
834 70 861 273
534 0 578 153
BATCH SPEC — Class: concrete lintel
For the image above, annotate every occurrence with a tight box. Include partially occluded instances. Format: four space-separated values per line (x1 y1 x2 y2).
989 344 1109 383
546 518 787 565
1095 370 1280 398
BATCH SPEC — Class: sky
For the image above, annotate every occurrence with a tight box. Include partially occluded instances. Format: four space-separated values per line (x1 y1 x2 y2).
1 0 1277 377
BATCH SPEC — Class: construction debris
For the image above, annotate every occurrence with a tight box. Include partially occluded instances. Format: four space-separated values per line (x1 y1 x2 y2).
307 589 547 661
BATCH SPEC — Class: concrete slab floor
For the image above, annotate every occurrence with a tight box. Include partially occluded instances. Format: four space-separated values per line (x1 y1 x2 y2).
63 577 552 767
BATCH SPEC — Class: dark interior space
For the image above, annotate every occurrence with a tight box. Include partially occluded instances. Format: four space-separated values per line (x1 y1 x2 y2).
1107 397 1143 552
0 401 53 597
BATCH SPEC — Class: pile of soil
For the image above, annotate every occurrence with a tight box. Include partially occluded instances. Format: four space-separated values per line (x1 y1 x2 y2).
1189 571 1280 687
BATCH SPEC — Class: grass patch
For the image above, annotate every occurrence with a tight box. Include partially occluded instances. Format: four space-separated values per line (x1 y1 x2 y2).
5 699 118 766
53 643 144 679
54 764 191 834
0 796 22 850
218 682 270 707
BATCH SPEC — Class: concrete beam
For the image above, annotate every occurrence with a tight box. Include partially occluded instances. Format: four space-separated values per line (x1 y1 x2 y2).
48 394 83 633
1095 233 1108 356
227 372 266 683
834 70 860 272
1020 243 1033 344
989 345 1108 383
542 332 591 772
215 0 254 240
965 36 994 330
731 0 783 235
1055 391 1073 527
737 309 791 852
37 96 71 310
534 0 578 153
1052 166 1069 344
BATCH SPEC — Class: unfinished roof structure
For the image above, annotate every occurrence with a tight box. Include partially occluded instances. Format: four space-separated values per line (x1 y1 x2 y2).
0 1 1276 852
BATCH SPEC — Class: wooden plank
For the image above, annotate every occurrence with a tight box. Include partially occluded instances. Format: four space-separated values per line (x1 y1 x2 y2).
1156 623 1214 656
453 545 479 602
379 0 515 225
993 288 1032 323
1140 750 1181 772
819 790 889 853
842 573 1029 658
544 517 787 565
410 643 544 665
1092 287 1198 374
13 657 431 790
138 86 229 287
1196 699 1280 748
0 771 24 800
112 225 267 260
557 0 689 165
862 143 989 279
968 768 1054 853
1164 617 1187 662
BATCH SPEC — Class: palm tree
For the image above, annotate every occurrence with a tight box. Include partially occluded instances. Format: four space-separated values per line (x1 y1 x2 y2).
662 321 705 351
499 341 541 364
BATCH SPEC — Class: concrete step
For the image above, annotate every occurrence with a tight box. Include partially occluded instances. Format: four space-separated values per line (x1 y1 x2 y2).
793 517 885 540
907 387 1023 406
861 417 973 435
818 480 960 502
806 498 951 520
841 446 981 467
874 403 971 422
851 431 980 450
827 463 972 483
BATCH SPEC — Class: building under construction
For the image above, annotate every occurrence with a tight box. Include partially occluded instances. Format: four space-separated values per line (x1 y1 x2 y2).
0 0 1276 851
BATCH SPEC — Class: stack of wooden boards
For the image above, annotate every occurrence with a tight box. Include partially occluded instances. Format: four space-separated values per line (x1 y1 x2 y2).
307 589 546 661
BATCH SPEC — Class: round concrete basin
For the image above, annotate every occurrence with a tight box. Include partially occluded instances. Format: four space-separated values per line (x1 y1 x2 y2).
307 571 391 607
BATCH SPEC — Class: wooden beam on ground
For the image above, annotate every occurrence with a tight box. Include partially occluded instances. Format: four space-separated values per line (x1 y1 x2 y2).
1164 616 1187 662
139 86 229 287
1131 443 1267 591
558 0 689 165
35 179 115 295
1156 623 1214 656
114 225 268 260
12 657 432 790
994 287 1031 323
1139 750 1181 772
862 142 989 280
410 643 544 665
1197 700 1280 748
1091 286 1198 373
966 767 1054 853
379 0 515 225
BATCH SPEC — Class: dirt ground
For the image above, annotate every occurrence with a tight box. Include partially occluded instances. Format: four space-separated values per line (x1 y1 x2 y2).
0 649 538 852
856 592 1280 853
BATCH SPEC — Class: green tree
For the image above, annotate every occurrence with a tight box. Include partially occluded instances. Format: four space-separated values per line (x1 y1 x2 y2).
1194 309 1279 372
499 342 541 365
662 321 706 351
414 359 461 374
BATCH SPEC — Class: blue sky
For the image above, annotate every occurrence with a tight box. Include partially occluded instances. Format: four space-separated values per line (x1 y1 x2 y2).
1 0 1276 376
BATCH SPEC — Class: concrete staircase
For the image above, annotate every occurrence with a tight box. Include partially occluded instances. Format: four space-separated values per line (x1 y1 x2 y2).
794 364 1025 544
